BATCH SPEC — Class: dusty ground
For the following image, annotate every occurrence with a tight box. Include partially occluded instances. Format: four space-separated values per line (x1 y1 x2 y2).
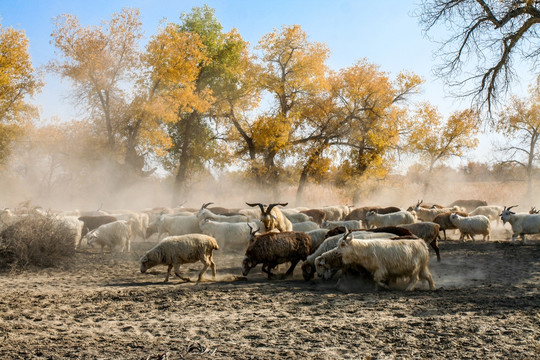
0 227 539 359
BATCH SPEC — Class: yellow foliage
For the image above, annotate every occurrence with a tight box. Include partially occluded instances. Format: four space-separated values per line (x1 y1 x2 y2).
408 103 479 167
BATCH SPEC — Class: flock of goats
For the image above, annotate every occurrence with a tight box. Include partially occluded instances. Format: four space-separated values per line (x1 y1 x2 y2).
1 199 538 291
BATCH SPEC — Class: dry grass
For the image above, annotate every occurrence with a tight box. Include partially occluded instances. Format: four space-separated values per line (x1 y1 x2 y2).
0 214 76 270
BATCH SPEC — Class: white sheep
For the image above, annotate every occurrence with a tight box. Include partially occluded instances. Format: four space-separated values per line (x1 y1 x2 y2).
198 218 265 249
83 220 132 254
322 219 362 231
412 201 464 222
470 205 503 226
140 234 219 282
292 221 320 232
197 203 247 223
314 248 343 280
318 205 350 221
305 228 330 251
284 212 313 224
500 205 540 244
337 232 435 291
398 222 441 262
364 210 415 229
147 214 201 241
301 231 398 281
54 215 84 248
449 213 491 242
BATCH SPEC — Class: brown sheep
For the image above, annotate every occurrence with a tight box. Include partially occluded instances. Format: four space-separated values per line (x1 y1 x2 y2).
300 209 327 225
242 229 311 279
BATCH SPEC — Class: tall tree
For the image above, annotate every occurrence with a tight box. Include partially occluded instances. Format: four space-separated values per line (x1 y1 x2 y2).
166 5 250 203
417 0 540 112
331 62 423 203
495 83 540 196
408 104 480 195
0 23 42 164
254 24 329 193
49 8 142 161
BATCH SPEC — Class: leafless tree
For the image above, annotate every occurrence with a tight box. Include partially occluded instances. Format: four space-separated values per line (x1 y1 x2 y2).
417 0 540 114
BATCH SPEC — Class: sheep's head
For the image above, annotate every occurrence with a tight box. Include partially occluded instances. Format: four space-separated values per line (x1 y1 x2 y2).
448 212 460 224
140 255 150 273
84 232 98 247
247 223 260 245
301 261 315 281
337 229 354 249
500 205 518 224
241 256 256 276
197 202 214 219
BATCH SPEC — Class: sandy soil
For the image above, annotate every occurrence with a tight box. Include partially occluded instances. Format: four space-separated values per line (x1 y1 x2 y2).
0 227 539 359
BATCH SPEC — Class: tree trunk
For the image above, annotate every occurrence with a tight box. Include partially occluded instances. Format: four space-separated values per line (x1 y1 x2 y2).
172 112 197 205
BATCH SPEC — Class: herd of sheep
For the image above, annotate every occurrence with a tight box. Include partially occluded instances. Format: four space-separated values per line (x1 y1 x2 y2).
1 199 539 291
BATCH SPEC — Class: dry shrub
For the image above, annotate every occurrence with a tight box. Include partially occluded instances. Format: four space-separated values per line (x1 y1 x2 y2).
0 214 76 270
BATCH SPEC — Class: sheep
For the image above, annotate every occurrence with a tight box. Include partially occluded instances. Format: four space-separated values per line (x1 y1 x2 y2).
324 225 414 240
318 205 350 221
140 234 219 282
54 215 84 249
337 231 435 291
344 206 375 227
398 222 441 262
500 205 540 244
198 218 265 249
450 199 488 212
449 213 491 242
83 220 132 254
241 229 311 279
432 211 469 240
245 202 293 232
284 212 313 224
364 210 415 229
305 229 330 252
301 230 398 281
315 248 343 280
78 215 118 238
146 214 201 241
322 219 362 231
412 200 463 222
470 205 504 226
292 221 320 232
300 209 327 225
197 203 247 223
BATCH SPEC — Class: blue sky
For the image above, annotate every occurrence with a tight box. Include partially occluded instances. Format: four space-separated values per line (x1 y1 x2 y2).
0 0 535 164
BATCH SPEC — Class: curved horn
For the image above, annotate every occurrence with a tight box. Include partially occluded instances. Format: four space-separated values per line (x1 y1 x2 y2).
247 222 260 235
246 202 265 215
507 205 518 211
266 202 287 215
201 202 214 210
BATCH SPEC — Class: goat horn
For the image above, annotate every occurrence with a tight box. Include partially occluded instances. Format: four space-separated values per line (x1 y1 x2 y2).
266 202 287 214
201 202 213 210
246 202 265 214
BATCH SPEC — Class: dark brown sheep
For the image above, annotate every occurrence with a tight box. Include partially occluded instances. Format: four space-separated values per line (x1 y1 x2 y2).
242 230 311 279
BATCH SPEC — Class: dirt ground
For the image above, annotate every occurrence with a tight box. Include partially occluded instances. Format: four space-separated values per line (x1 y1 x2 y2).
0 226 539 359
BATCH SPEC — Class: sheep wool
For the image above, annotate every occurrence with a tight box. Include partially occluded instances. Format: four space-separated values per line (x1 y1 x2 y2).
140 234 219 282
